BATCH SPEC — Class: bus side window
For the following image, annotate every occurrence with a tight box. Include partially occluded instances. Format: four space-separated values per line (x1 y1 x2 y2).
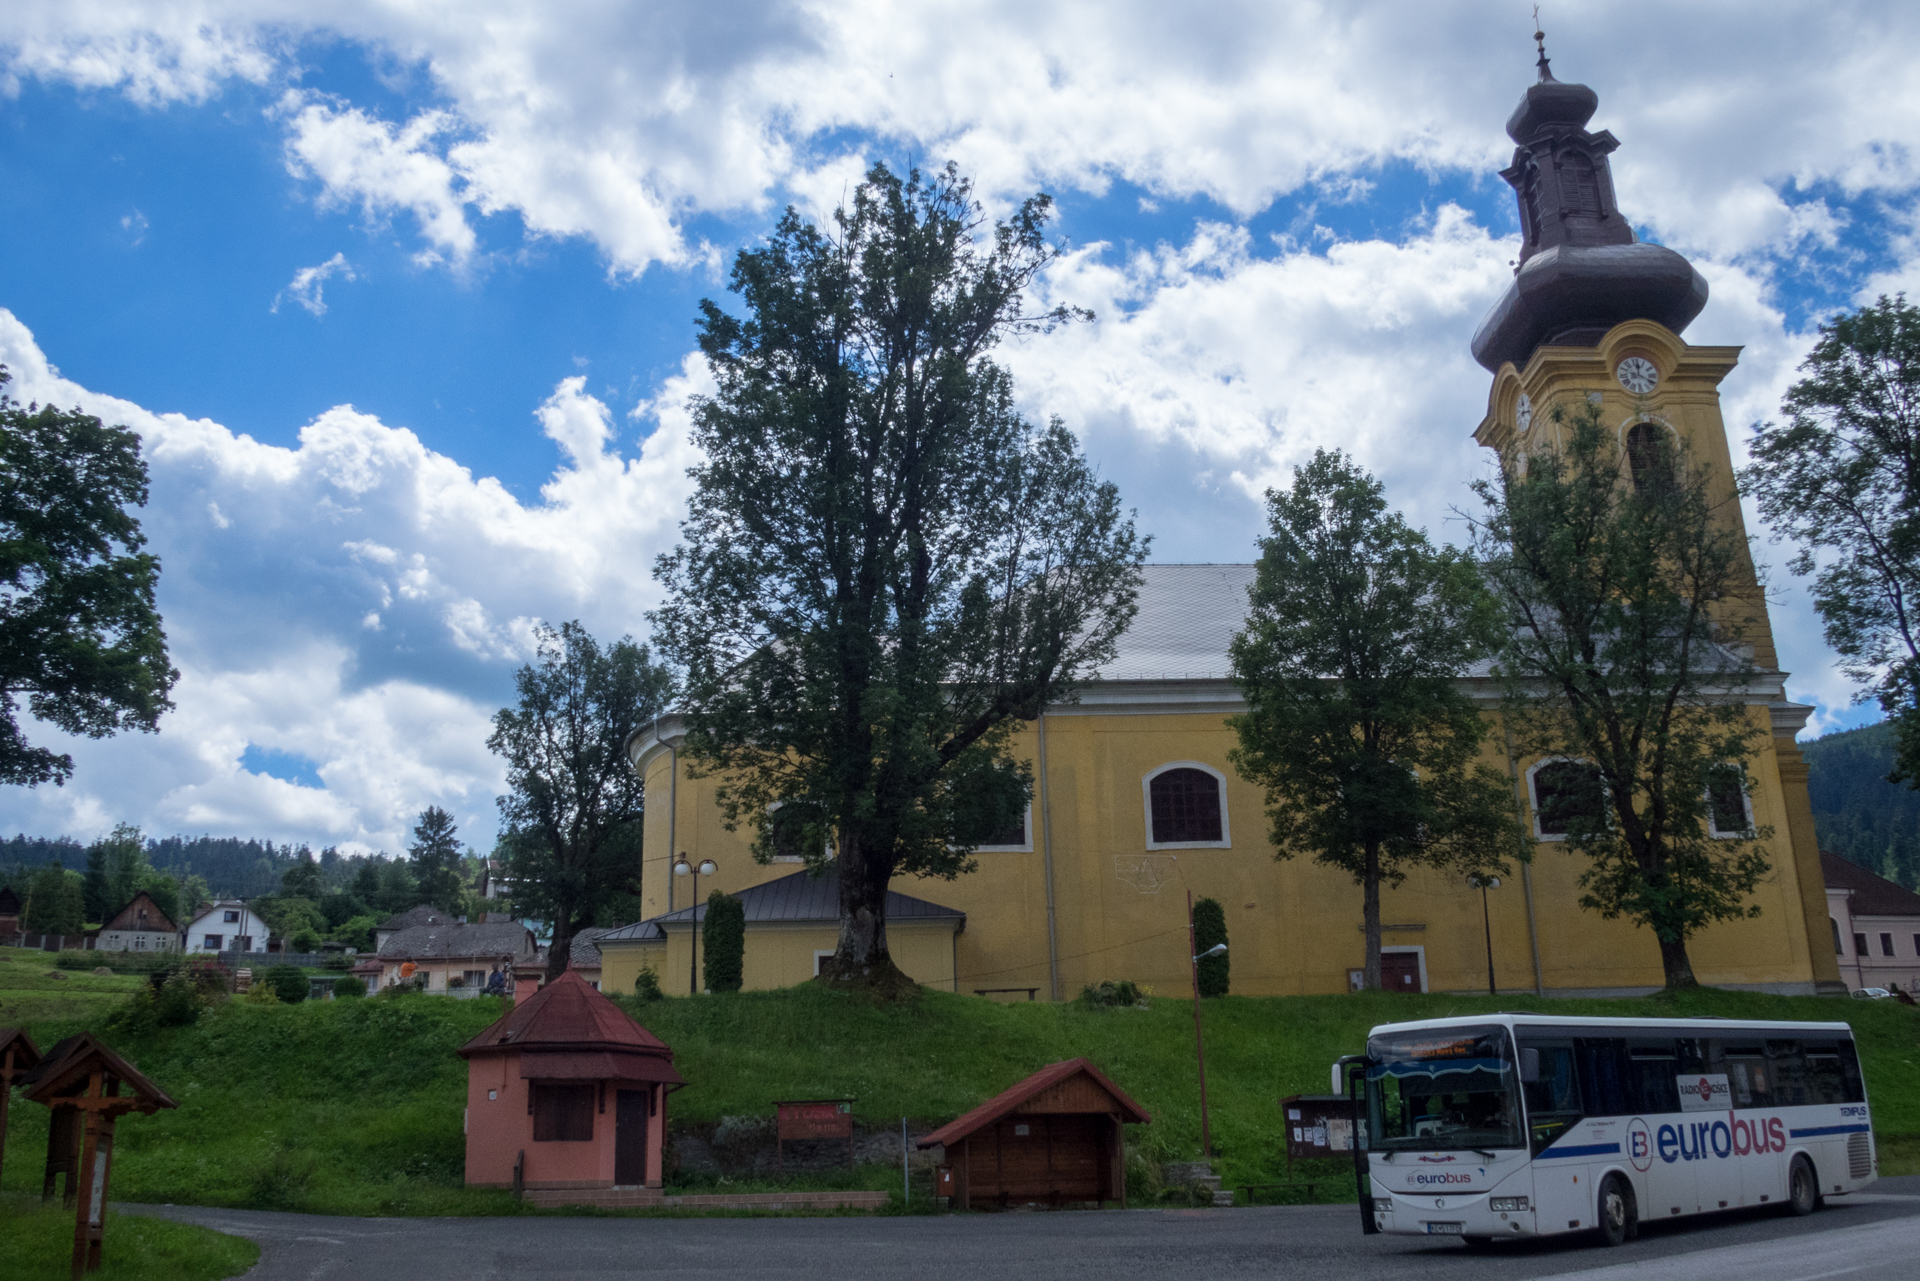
1719 1043 1771 1108
1767 1040 1809 1106
1626 1040 1679 1113
1520 1042 1581 1155
1837 1040 1867 1104
1576 1039 1630 1116
1805 1043 1848 1105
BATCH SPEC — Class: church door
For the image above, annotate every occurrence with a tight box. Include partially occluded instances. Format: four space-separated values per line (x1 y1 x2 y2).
1381 952 1423 993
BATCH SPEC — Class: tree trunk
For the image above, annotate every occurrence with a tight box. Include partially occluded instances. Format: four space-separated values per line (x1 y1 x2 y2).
1656 934 1698 990
1363 839 1383 991
820 831 916 999
546 907 575 983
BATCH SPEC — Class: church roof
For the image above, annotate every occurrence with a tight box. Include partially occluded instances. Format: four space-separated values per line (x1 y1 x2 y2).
1090 564 1256 682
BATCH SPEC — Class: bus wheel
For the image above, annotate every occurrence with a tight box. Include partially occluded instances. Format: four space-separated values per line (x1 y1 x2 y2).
1787 1156 1819 1216
1598 1174 1637 1247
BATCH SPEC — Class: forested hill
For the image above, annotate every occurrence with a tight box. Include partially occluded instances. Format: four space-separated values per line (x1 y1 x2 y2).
1804 720 1920 890
0 834 365 898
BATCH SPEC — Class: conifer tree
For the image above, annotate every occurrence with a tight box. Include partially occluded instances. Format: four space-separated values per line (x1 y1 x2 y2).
702 890 745 994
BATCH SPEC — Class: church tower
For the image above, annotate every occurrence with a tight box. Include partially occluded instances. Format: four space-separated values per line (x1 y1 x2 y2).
1470 37 1846 994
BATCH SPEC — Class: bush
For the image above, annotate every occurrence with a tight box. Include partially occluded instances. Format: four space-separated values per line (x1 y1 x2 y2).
243 978 280 1004
290 928 321 954
263 965 309 1003
331 974 366 999
634 966 664 1001
155 970 207 1026
321 953 351 971
1192 897 1229 997
703 890 744 993
1078 979 1148 1009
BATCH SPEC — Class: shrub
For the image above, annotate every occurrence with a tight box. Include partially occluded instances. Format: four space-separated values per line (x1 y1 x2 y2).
263 965 309 1003
1192 897 1229 997
243 977 281 1003
634 966 664 1001
331 974 366 999
322 953 351 971
290 928 322 954
702 890 744 993
155 970 207 1026
1077 979 1148 1009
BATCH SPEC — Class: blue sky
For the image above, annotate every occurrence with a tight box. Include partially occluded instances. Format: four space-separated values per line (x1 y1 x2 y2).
3 1 1919 853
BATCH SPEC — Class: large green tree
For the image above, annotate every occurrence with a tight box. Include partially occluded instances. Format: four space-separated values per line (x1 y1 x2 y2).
1228 450 1515 990
1472 402 1772 989
1743 296 1920 785
652 163 1145 996
24 860 83 934
490 620 674 981
0 366 177 785
408 806 465 911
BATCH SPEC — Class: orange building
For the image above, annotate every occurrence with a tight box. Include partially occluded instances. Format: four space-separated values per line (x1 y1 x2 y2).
458 970 683 1196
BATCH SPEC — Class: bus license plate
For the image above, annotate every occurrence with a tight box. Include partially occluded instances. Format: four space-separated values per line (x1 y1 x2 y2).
1424 1222 1464 1235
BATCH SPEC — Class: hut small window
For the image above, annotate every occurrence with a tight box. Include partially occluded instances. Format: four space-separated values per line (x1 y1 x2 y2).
1148 766 1225 845
532 1083 595 1142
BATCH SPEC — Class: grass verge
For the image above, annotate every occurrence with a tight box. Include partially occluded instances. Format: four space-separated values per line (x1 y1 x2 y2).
0 1193 258 1281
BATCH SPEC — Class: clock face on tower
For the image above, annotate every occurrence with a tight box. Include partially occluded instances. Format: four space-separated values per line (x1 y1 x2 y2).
1515 393 1532 434
1616 357 1658 394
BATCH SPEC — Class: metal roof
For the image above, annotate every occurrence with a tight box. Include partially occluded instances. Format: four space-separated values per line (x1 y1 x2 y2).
917 1058 1151 1149
1090 564 1255 682
598 866 963 941
376 904 453 933
1824 851 1920 918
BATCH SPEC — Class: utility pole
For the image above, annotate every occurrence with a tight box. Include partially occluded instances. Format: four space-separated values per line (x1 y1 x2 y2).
1186 890 1221 1160
1473 875 1500 996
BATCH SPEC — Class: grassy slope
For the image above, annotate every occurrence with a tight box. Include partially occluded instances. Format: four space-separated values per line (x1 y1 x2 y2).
0 1194 258 1281
3 947 1917 1215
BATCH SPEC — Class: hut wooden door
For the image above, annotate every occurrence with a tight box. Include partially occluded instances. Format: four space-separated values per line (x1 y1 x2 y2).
615 1090 648 1185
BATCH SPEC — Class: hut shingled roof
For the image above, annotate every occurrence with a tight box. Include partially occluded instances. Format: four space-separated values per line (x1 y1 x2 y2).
458 969 670 1057
917 1057 1150 1149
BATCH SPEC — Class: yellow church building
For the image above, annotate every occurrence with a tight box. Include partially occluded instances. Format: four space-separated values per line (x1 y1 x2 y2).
597 55 1848 1004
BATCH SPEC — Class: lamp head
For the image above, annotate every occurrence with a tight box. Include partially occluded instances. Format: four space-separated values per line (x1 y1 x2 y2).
1195 942 1227 960
673 857 691 876
698 859 717 876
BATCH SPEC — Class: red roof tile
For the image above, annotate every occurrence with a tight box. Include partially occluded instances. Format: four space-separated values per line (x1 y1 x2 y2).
457 970 674 1059
917 1058 1151 1149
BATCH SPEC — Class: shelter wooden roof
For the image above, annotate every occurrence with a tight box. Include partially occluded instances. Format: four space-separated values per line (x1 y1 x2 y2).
21 1033 177 1112
0 1026 41 1079
0 885 21 916
458 970 683 1085
918 1058 1151 1149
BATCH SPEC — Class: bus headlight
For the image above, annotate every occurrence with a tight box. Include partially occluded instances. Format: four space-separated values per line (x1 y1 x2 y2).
1489 1196 1529 1212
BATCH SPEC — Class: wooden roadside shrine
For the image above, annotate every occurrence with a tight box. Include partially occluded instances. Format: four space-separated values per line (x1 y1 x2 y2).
917 1058 1150 1210
0 1026 43 1188
21 1033 177 1279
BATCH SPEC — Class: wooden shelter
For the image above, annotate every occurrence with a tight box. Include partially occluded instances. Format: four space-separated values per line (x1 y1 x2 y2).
917 1058 1150 1209
457 969 684 1197
0 1027 42 1187
21 1033 177 1278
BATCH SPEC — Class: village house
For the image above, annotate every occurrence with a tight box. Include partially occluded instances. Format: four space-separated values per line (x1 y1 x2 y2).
94 891 179 954
373 904 452 953
376 918 536 994
0 886 21 937
615 61 1848 1003
183 901 271 955
1824 852 1920 994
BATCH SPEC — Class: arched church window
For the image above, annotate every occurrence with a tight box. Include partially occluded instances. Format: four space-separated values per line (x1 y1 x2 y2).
1625 423 1672 493
1563 153 1603 217
1146 765 1227 846
1528 758 1605 838
1522 172 1543 244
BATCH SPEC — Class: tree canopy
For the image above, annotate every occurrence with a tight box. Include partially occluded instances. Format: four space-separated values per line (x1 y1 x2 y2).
1229 450 1514 989
1473 401 1771 989
407 806 465 912
652 163 1145 995
490 620 674 980
0 365 177 786
1744 296 1920 785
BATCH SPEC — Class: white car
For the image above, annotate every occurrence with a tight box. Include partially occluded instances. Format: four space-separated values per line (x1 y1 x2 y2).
1851 987 1893 1000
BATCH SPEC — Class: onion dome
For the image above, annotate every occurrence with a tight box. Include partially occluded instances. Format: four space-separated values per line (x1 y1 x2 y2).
1470 34 1707 372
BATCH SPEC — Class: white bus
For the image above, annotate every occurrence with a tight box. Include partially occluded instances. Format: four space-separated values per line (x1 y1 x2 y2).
1333 1014 1876 1248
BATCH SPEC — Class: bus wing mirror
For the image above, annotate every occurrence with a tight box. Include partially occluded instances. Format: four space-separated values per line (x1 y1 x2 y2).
1520 1047 1541 1083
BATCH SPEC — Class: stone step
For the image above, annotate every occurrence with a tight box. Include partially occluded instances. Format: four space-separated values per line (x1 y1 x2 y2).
1212 1190 1236 1208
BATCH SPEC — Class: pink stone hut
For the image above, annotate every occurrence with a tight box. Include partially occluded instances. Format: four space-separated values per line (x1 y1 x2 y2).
458 969 683 1194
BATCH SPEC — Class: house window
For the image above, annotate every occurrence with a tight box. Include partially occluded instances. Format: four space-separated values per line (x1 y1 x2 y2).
1881 933 1896 958
223 910 240 924
203 934 222 951
978 806 1032 851
1529 759 1605 838
1706 765 1752 837
814 950 835 976
1832 920 1844 954
1854 933 1869 958
1914 933 1920 958
531 1083 594 1142
235 936 253 952
1145 765 1228 847
463 970 487 988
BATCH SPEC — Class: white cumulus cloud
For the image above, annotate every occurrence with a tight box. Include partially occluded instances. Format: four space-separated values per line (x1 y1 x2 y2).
271 250 355 316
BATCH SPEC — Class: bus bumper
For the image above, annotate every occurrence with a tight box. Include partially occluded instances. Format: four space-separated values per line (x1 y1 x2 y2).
1373 1190 1538 1238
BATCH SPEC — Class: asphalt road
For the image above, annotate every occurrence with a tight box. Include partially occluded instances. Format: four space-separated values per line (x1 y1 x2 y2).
131 1176 1920 1281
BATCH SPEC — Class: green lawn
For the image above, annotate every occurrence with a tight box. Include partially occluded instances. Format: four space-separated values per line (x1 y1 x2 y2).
0 1193 258 1281
0 948 147 1029
2 951 1917 1215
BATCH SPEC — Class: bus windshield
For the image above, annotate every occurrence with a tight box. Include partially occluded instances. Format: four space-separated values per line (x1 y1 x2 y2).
1366 1025 1523 1153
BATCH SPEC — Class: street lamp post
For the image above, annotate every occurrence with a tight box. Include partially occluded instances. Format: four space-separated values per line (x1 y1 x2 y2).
1471 874 1501 996
1186 890 1228 1160
673 855 718 994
